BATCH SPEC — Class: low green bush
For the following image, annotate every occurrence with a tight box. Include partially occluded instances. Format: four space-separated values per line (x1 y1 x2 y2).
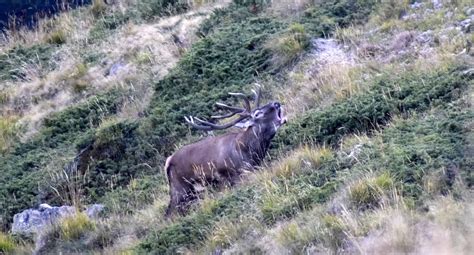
276 66 469 149
0 44 56 81
137 0 190 20
0 91 121 229
301 0 376 36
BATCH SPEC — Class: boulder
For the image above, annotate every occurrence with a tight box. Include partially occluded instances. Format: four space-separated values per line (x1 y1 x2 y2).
12 203 105 236
12 205 75 235
85 204 105 219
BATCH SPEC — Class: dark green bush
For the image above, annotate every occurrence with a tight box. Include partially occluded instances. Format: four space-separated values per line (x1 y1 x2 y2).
276 67 469 149
136 155 342 253
374 107 471 201
0 44 56 81
137 187 256 254
0 92 121 229
301 0 377 36
88 11 131 43
137 0 190 20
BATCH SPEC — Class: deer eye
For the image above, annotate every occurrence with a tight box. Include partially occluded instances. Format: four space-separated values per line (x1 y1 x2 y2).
253 110 263 119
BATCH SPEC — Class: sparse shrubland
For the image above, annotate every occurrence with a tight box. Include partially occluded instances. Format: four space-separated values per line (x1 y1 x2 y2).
1 0 472 254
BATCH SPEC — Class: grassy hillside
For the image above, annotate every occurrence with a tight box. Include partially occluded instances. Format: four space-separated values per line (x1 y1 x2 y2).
0 0 472 254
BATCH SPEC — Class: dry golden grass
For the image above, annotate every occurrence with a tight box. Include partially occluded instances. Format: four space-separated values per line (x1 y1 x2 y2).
0 1 231 142
59 212 95 240
0 115 20 154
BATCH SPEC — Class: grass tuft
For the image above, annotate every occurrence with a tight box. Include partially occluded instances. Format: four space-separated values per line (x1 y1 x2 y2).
91 0 107 18
349 172 394 210
0 232 15 253
59 213 95 241
266 23 309 69
0 116 20 154
46 29 67 45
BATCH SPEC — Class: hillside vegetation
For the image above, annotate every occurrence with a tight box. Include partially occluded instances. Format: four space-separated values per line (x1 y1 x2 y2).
0 0 472 254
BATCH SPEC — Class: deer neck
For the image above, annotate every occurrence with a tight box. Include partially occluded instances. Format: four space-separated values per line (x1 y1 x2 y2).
237 123 276 165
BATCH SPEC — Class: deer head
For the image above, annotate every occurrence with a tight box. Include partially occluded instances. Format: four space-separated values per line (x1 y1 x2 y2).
184 84 287 133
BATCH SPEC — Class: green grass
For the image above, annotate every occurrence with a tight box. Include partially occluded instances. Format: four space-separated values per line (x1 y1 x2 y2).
59 213 96 240
0 0 379 238
0 91 121 229
0 44 56 81
349 172 394 209
0 232 15 253
136 149 342 253
276 65 470 149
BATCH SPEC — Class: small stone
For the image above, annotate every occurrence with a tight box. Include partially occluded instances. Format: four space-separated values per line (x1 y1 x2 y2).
465 7 474 16
410 2 423 9
86 204 105 218
459 19 472 33
432 0 442 9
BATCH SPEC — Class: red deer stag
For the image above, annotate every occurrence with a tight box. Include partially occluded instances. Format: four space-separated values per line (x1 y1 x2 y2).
165 86 287 216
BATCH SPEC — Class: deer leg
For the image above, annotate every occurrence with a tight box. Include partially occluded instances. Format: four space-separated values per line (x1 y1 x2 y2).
166 176 198 217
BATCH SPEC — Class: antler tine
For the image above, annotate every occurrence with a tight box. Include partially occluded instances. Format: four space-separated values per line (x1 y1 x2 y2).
187 115 249 130
228 92 251 112
185 116 212 131
252 83 262 108
185 88 257 131
211 111 240 119
215 102 245 113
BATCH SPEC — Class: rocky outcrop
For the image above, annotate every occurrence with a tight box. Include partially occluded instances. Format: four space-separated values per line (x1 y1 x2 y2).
12 204 104 236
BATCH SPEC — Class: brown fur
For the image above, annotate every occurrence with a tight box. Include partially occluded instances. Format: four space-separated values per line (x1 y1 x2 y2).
165 102 286 216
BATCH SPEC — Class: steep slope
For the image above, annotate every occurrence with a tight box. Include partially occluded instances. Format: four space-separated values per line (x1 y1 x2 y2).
0 0 472 254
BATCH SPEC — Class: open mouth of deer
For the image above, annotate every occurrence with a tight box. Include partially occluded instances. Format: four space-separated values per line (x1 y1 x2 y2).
276 104 287 125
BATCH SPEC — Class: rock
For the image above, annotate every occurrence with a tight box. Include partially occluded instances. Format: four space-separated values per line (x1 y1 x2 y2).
12 205 76 235
86 204 105 219
465 7 474 16
459 18 472 33
445 11 453 19
410 2 423 9
107 61 126 76
431 0 442 9
416 30 432 43
11 203 106 235
461 68 474 78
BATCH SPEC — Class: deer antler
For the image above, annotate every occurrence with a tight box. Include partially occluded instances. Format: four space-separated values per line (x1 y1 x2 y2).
252 83 261 108
185 88 259 131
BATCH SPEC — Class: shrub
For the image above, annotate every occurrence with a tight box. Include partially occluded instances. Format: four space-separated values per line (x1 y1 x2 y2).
301 0 377 36
88 11 130 43
276 66 469 149
100 175 165 214
137 0 190 20
0 44 55 81
59 213 95 240
376 0 409 21
0 92 122 229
